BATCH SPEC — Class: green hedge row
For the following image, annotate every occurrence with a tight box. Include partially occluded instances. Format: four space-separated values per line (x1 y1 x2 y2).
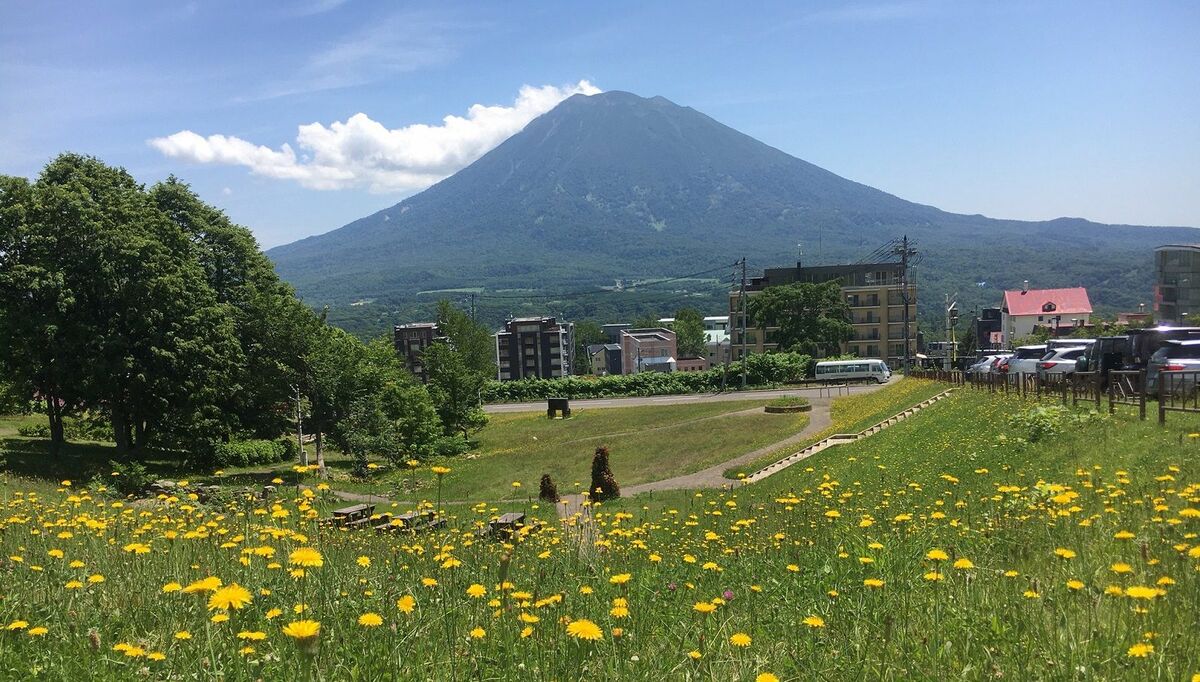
483 353 812 403
208 439 294 468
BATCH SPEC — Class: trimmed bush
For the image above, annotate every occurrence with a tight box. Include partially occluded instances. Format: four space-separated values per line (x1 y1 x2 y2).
483 353 812 402
589 446 620 501
209 439 289 468
539 474 560 503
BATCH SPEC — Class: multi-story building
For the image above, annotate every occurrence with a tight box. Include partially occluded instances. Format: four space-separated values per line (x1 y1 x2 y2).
657 315 732 368
1155 244 1200 324
494 316 575 381
393 322 441 383
1000 285 1091 343
620 328 677 374
586 343 623 376
729 261 917 367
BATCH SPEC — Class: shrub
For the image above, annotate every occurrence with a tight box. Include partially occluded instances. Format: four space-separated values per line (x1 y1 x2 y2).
1007 405 1102 443
106 460 154 497
208 440 289 468
589 446 620 501
766 396 810 408
539 474 560 503
432 434 471 458
483 353 812 402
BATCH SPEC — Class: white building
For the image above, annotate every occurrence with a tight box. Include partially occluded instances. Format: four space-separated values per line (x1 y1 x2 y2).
1001 286 1092 345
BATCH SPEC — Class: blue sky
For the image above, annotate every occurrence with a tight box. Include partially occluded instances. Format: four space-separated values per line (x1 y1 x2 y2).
2 0 1198 248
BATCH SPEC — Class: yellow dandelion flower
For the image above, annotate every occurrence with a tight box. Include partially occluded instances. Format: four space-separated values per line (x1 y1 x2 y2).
730 632 752 647
566 619 603 641
358 613 383 627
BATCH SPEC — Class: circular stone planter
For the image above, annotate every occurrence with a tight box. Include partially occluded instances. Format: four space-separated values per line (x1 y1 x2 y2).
764 403 812 414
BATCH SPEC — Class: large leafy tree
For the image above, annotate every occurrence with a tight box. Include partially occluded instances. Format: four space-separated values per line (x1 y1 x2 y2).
0 155 241 451
423 301 492 438
672 307 708 358
330 337 442 468
150 177 318 440
748 281 852 357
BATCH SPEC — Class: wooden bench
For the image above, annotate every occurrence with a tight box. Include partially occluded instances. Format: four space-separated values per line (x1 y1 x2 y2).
330 503 374 527
475 512 535 539
547 397 571 419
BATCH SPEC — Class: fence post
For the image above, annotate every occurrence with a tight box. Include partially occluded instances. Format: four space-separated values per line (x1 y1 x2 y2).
1108 376 1115 415
1158 375 1166 425
1138 370 1146 421
1094 374 1101 410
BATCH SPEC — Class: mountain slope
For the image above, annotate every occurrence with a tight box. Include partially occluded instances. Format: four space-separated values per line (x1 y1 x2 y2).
268 91 1196 332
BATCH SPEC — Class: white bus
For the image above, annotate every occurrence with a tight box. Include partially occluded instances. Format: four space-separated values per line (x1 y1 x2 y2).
814 359 892 384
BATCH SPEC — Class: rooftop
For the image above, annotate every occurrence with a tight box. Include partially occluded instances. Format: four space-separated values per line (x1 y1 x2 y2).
1002 287 1092 317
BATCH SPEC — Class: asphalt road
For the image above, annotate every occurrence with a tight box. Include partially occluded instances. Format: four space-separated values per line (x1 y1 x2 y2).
483 381 886 413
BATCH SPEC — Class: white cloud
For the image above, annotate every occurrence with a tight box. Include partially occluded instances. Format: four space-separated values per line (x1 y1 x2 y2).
150 81 601 193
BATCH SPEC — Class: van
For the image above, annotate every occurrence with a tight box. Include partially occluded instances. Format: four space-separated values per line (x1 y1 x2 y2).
814 360 891 384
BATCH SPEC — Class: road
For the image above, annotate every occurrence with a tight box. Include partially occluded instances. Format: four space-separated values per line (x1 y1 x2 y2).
484 382 885 413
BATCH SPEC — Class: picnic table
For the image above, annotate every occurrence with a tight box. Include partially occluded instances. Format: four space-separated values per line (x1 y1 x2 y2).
330 503 374 528
374 510 445 534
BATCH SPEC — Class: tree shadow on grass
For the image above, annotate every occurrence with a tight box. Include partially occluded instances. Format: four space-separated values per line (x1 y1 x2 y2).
0 437 189 482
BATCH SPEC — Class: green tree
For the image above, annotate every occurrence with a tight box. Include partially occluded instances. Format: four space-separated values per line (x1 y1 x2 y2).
748 281 852 357
672 307 707 358
0 155 241 452
421 301 493 439
150 177 318 442
328 337 442 468
572 320 606 374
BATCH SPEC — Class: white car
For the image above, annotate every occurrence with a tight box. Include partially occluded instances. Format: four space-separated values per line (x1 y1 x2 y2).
998 345 1047 376
1036 346 1088 379
967 354 1008 376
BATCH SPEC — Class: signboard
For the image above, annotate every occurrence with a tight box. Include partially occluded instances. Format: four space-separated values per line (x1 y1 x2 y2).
989 331 1004 346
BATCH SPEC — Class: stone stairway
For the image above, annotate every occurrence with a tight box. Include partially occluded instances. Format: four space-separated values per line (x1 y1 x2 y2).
740 389 956 484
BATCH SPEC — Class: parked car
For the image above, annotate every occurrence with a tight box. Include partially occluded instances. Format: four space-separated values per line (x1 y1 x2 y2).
1127 327 1200 368
1075 336 1131 377
1046 338 1095 351
967 354 1008 376
1145 340 1200 393
1036 346 1088 380
997 345 1047 376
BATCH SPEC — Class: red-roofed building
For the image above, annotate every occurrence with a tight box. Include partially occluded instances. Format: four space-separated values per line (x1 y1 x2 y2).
1001 285 1092 344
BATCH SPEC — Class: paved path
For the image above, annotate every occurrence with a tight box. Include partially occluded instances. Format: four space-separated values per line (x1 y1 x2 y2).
485 383 882 414
622 399 834 494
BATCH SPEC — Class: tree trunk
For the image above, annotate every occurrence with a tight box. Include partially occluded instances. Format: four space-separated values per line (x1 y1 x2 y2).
111 406 131 453
315 430 326 479
46 396 65 454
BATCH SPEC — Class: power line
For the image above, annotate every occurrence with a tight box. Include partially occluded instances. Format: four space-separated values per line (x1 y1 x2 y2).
463 261 741 301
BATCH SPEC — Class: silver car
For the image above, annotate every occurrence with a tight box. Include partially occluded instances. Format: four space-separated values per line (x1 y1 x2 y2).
1036 346 1087 380
1146 340 1200 393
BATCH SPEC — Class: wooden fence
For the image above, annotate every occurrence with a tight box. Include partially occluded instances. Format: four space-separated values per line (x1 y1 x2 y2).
909 367 1200 424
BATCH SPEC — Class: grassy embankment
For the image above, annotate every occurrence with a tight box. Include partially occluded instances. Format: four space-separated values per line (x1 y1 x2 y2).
721 378 947 479
0 389 1195 679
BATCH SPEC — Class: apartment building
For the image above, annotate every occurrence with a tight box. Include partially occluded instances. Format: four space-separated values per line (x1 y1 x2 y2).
393 322 441 383
620 328 677 374
494 316 575 381
658 315 731 368
1155 244 1200 324
729 261 918 367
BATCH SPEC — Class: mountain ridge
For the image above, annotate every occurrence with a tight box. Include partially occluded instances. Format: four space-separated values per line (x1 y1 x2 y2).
267 90 1196 335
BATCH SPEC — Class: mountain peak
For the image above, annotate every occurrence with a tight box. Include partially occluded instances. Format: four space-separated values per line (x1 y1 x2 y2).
267 90 1197 334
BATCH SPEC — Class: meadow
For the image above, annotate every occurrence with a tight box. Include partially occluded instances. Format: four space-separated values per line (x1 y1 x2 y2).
0 383 1197 680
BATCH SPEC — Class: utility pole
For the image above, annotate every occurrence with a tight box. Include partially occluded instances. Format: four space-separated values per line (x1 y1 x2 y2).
944 293 958 371
739 257 748 389
469 293 477 322
293 384 306 467
891 236 917 373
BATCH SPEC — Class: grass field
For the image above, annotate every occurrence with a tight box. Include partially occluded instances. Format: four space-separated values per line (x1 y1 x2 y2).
330 399 809 501
0 387 1196 679
721 378 947 479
